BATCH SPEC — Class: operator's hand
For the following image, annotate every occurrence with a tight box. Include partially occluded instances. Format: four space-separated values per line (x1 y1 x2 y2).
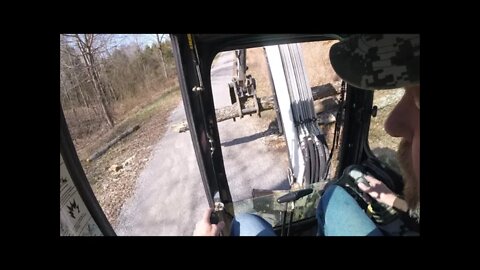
193 208 225 236
356 175 398 208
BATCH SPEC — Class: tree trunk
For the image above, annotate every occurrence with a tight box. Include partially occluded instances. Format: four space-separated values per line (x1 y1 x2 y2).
77 80 89 108
66 48 89 108
99 60 118 102
156 34 168 79
89 57 114 127
75 34 114 128
172 82 341 133
60 69 72 107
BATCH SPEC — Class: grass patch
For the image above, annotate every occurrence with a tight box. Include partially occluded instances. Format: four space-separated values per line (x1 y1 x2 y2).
110 87 179 137
132 86 180 123
77 86 181 162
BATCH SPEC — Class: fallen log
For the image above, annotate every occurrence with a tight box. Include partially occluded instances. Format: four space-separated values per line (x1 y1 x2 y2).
87 125 140 162
172 82 341 133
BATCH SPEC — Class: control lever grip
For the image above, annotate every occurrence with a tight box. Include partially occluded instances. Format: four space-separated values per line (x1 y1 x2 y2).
277 188 313 204
210 211 219 224
348 169 370 187
209 201 224 225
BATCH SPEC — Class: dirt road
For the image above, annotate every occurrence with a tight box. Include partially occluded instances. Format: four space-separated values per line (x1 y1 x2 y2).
115 51 289 236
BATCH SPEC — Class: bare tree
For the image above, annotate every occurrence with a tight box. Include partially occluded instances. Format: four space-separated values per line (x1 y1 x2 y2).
67 34 114 128
156 34 168 79
63 48 90 108
61 36 88 109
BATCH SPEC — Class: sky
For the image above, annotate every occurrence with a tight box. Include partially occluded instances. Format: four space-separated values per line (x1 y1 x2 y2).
60 34 172 59
115 34 170 48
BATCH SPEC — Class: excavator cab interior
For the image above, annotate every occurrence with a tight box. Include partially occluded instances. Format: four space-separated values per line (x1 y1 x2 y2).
60 34 418 236
170 34 417 236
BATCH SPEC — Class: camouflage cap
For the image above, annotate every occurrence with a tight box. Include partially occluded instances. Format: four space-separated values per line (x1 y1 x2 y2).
329 34 420 90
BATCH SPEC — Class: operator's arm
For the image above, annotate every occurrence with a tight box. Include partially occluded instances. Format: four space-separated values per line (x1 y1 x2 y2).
357 175 409 212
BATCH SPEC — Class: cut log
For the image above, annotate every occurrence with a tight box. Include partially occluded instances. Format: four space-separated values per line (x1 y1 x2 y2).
87 125 140 162
172 82 341 133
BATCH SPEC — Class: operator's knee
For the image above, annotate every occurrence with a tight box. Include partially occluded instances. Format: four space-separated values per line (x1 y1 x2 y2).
317 185 383 236
231 213 276 236
316 184 339 235
319 185 344 210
